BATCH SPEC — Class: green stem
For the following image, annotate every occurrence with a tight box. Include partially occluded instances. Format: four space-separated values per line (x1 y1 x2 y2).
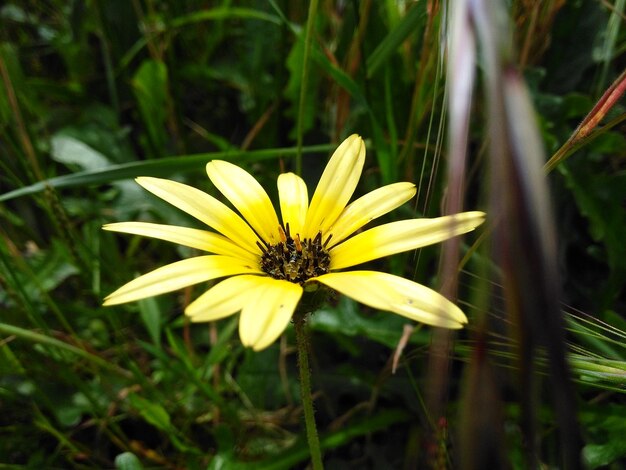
294 312 324 469
295 0 319 176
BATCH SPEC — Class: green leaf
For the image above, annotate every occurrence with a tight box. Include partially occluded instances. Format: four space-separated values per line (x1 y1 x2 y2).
310 297 428 348
560 164 626 277
0 239 78 307
127 391 202 455
207 425 237 470
581 404 626 468
50 134 111 171
131 60 169 158
114 452 144 470
237 346 285 409
562 92 594 119
583 441 626 469
128 393 172 431
50 105 137 163
138 296 162 347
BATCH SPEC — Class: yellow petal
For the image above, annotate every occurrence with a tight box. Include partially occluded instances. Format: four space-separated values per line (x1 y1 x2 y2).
330 211 486 270
303 134 366 239
238 278 302 351
206 160 281 244
135 177 261 254
103 222 259 263
311 271 467 328
277 172 309 237
186 274 267 321
326 182 416 248
103 255 263 306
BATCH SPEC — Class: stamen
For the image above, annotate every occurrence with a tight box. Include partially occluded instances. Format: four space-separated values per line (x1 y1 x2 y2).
278 225 287 243
260 229 331 284
294 234 302 252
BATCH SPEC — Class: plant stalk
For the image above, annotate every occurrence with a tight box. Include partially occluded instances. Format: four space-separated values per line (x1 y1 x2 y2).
295 0 319 176
294 313 323 469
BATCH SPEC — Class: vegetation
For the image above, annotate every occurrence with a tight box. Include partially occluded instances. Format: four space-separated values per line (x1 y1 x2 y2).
1 0 625 468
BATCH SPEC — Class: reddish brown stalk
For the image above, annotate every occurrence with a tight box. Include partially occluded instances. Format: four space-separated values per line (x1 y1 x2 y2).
545 67 626 172
0 53 43 181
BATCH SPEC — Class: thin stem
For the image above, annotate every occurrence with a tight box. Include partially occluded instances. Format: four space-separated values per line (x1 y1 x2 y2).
294 312 323 469
295 0 319 176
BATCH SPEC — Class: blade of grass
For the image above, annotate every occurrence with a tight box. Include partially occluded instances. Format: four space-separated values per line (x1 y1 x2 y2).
169 7 281 28
366 3 426 78
472 0 582 464
0 322 132 378
0 144 335 202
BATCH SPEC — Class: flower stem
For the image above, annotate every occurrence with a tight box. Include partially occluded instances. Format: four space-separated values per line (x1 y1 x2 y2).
294 312 324 469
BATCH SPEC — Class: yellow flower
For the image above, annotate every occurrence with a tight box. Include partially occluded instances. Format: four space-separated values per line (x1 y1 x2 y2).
104 135 485 350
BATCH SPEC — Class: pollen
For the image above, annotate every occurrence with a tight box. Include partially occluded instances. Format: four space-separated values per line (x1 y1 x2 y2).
261 224 330 284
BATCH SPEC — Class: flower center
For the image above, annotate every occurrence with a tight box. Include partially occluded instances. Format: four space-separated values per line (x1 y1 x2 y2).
258 224 331 284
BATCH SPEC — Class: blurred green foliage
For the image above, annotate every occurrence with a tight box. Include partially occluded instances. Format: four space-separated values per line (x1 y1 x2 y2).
0 0 625 468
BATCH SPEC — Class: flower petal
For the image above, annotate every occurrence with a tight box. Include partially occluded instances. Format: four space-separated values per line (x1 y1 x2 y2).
136 177 262 254
277 172 309 237
326 182 416 247
206 160 281 244
186 274 267 321
312 271 467 328
238 278 303 351
304 134 366 239
103 255 263 306
330 211 486 270
103 222 259 263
